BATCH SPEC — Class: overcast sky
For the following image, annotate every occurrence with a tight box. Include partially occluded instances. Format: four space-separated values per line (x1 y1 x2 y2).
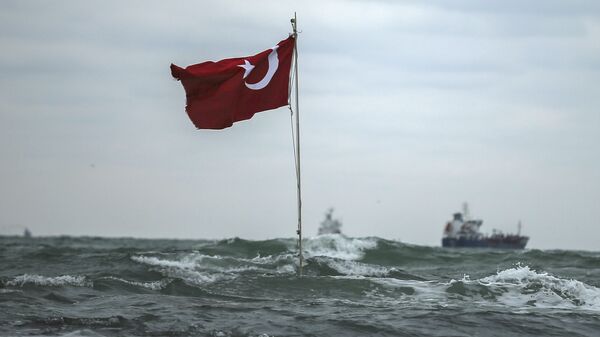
1 0 599 250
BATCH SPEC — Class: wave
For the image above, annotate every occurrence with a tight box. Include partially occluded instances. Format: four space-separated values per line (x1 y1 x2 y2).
60 330 109 337
129 235 388 284
127 236 431 286
476 265 600 310
324 264 600 312
5 274 90 287
130 251 298 286
5 235 600 337
98 276 170 291
9 235 599 272
303 235 379 260
131 255 199 270
196 235 380 261
5 236 598 312
437 265 600 311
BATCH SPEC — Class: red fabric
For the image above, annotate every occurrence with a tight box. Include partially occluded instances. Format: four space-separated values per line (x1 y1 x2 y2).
171 36 295 129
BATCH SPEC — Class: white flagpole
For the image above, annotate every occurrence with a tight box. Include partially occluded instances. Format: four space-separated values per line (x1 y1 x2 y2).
291 13 303 276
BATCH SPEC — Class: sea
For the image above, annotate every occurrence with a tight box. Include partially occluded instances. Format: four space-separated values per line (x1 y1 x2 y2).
1 235 599 337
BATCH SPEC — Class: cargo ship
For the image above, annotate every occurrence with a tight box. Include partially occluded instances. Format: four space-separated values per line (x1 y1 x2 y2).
442 203 529 249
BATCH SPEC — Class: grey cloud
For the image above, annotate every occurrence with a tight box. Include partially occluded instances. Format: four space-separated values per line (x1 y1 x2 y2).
0 0 598 250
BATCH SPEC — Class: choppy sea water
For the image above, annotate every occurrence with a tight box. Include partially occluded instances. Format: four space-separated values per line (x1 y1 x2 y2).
1 235 599 337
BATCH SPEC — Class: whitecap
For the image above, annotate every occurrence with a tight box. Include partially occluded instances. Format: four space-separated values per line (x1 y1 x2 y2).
6 274 90 287
132 252 297 280
324 258 390 276
60 329 108 337
476 264 600 310
131 254 233 285
101 276 170 290
131 255 198 269
303 235 378 260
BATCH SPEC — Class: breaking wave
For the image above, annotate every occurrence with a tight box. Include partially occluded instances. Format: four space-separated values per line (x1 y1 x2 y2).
431 264 600 311
99 276 170 291
5 274 90 287
475 264 600 309
303 234 378 260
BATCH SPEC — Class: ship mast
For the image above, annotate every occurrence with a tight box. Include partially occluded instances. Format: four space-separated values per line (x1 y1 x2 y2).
462 202 470 221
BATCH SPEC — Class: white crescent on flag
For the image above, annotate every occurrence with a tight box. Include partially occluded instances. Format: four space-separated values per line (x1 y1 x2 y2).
238 45 280 90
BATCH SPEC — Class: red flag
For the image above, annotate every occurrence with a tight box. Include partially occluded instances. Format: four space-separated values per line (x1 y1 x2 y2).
171 36 295 129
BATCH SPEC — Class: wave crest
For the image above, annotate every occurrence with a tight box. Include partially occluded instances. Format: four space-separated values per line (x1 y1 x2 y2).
6 274 90 287
303 235 378 260
476 265 600 309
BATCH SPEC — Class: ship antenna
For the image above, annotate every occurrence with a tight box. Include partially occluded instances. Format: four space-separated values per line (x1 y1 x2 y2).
462 202 470 221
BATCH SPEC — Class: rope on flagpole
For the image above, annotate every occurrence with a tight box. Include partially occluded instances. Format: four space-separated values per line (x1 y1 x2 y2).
288 58 298 183
289 106 298 181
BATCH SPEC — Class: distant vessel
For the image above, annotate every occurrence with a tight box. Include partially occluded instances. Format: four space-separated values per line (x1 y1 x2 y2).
318 208 342 235
23 228 32 238
442 203 529 249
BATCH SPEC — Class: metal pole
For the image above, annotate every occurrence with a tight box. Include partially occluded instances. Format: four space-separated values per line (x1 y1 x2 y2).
291 13 303 276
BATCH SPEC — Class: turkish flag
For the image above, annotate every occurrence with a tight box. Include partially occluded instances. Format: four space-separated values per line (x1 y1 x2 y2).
171 36 295 129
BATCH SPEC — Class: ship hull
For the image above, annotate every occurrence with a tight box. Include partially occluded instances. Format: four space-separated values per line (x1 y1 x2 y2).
442 237 528 249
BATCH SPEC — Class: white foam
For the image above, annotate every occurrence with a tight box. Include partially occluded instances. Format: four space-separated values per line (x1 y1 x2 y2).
133 236 378 282
331 276 445 309
346 265 600 312
131 252 298 281
480 264 543 284
131 255 198 270
131 254 239 285
476 265 600 310
60 329 108 337
101 276 169 290
324 258 390 276
303 235 378 260
6 274 89 287
131 237 381 284
193 253 292 271
276 264 296 274
249 253 295 265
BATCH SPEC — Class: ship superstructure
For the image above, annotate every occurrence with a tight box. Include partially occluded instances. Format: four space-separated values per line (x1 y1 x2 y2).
318 208 342 235
442 203 528 249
